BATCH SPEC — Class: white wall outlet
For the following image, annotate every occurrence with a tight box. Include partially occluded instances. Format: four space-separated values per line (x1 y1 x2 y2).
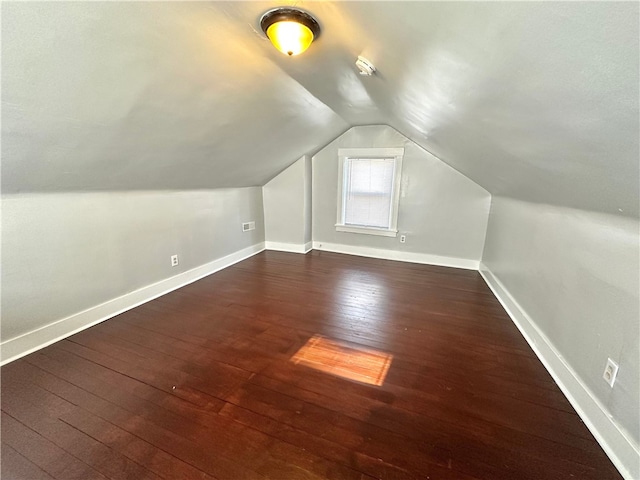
400 234 406 243
242 221 255 232
170 255 179 267
603 358 619 387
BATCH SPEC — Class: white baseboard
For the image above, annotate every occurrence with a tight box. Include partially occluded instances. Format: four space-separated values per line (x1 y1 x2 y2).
0 242 266 366
265 241 312 254
479 263 639 480
312 241 479 270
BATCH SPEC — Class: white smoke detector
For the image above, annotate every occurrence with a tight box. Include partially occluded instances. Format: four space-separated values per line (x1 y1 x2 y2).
356 56 376 76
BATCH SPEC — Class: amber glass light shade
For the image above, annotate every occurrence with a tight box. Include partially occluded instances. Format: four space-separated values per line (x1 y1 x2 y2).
260 8 320 56
266 21 314 56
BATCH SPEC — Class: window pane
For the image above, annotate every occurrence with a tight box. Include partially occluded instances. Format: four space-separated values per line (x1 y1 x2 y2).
344 158 395 228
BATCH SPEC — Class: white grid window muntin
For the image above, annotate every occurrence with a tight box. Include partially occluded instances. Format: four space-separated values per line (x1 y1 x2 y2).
336 148 404 237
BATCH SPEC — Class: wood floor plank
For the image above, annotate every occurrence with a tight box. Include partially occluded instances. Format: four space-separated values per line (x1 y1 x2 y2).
1 443 55 480
1 412 109 480
1 380 161 480
12 352 366 480
5 359 265 480
256 359 593 445
1 250 622 479
4 362 217 480
254 362 605 464
228 375 601 480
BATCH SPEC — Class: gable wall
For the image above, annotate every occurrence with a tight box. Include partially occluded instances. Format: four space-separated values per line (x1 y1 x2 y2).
311 126 491 268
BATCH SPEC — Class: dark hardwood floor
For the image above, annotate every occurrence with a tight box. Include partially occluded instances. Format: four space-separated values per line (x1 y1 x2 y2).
1 250 621 479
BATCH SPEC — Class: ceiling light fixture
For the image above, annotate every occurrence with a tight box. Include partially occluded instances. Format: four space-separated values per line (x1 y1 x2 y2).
260 7 320 57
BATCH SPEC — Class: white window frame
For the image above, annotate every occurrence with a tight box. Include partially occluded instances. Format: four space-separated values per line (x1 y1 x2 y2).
335 147 404 237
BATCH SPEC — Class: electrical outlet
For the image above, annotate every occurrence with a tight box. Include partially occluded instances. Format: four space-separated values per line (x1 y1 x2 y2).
171 255 179 267
242 221 256 232
400 235 406 243
603 358 619 387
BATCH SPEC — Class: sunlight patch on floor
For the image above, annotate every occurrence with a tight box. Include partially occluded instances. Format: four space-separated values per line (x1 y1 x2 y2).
291 335 393 386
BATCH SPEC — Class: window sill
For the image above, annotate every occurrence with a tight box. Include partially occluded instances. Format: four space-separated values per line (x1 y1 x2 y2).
335 225 398 237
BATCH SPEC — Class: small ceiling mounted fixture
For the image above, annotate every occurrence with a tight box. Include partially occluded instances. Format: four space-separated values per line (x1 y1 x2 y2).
356 56 376 76
260 7 320 56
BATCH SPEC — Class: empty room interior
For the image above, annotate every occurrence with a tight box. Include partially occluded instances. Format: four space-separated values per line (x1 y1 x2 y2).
1 2 639 479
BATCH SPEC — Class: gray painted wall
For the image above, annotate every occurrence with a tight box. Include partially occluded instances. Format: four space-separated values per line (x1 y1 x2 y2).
482 197 640 447
1 188 264 341
263 156 310 247
312 125 491 261
304 156 313 245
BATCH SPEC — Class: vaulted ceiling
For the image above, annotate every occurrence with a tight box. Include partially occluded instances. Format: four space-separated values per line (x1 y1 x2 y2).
3 2 638 217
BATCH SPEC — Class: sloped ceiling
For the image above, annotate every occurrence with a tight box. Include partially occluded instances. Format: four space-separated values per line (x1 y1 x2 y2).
2 2 638 217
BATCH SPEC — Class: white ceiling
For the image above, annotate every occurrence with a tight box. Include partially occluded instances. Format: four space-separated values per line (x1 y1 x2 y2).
2 2 638 217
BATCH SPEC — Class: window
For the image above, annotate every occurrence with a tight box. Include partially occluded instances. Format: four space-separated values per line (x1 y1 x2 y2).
336 148 404 237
